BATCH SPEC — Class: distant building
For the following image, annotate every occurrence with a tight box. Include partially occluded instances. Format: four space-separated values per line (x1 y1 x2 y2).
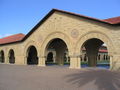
81 46 109 62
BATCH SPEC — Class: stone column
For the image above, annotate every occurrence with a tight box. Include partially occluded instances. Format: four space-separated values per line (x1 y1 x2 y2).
53 56 56 63
12 55 23 65
55 49 64 65
6 56 9 64
87 50 98 67
109 55 113 70
66 55 69 63
110 54 120 70
69 54 81 69
38 56 46 67
24 56 27 65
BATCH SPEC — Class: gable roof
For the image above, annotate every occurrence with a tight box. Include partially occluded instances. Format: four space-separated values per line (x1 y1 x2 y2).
0 33 25 45
0 9 120 46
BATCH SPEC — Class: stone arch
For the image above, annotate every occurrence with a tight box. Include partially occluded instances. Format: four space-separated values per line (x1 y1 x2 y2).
8 49 15 64
24 41 40 57
76 31 114 56
0 50 5 63
40 32 72 66
40 32 72 57
75 31 114 68
26 45 38 65
24 41 40 64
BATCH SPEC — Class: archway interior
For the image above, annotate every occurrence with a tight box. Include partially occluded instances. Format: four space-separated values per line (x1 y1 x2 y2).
81 38 110 68
46 38 70 65
27 46 38 65
0 51 5 63
9 49 15 64
47 52 53 63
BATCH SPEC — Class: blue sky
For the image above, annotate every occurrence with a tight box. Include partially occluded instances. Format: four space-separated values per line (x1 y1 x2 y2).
0 0 120 38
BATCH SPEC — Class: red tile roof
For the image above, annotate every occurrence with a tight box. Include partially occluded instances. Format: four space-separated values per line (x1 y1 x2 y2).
103 16 120 24
82 46 108 53
0 33 25 45
99 49 108 53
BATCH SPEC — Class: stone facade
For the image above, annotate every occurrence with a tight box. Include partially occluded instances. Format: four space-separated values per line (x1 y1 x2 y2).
0 9 120 70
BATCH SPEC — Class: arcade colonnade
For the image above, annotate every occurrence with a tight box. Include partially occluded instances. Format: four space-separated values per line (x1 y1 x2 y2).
0 9 120 70
0 32 115 69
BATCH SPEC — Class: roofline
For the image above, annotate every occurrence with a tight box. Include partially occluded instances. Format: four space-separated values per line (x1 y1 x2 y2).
0 9 120 46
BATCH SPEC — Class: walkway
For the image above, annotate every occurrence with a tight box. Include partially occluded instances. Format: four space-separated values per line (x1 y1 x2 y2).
0 64 120 90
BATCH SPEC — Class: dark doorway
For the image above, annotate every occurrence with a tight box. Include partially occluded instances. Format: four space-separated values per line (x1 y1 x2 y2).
0 50 5 63
46 52 54 64
9 49 15 64
27 46 38 65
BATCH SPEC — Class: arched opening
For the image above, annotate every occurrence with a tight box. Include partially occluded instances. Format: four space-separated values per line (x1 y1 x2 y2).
80 38 110 69
9 49 15 64
0 50 5 63
45 38 69 66
46 52 54 64
27 46 38 65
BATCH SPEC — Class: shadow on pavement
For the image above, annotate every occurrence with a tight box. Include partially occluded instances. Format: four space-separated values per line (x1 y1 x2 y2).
65 68 120 90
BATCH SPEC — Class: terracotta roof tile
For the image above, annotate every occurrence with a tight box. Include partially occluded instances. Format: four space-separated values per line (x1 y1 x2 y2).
82 47 108 53
99 49 108 53
0 33 25 45
103 16 120 24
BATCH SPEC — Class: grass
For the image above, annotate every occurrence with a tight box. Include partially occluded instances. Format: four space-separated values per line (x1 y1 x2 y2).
46 60 110 65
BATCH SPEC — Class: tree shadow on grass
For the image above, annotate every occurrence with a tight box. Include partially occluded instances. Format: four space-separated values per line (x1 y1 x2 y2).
65 68 120 90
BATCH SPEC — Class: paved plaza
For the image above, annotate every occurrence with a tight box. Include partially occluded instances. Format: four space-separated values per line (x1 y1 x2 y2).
0 64 120 90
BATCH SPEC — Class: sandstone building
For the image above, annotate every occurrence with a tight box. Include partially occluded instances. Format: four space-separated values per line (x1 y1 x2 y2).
0 9 120 70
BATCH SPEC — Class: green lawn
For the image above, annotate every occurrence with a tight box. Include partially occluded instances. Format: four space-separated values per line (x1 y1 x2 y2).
46 60 110 65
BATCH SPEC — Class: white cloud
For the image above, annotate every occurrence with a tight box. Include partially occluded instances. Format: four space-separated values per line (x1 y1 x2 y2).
0 34 12 38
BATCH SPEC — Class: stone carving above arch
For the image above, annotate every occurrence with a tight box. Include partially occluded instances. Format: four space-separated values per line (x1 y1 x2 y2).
71 29 79 38
75 31 115 56
37 35 43 43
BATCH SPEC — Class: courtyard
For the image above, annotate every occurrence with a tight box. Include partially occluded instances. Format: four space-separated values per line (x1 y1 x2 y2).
0 64 120 90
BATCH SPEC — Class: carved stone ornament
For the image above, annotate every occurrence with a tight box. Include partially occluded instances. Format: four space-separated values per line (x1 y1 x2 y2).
71 29 79 38
38 35 43 42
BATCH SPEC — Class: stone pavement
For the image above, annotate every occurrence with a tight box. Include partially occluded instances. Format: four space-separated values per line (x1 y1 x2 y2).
0 64 120 90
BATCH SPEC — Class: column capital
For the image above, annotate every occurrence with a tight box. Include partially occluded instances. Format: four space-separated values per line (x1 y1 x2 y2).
70 52 80 57
38 56 46 58
69 55 80 58
41 56 46 58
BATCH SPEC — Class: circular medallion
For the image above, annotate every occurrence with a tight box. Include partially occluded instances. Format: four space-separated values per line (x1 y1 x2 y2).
71 29 79 38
